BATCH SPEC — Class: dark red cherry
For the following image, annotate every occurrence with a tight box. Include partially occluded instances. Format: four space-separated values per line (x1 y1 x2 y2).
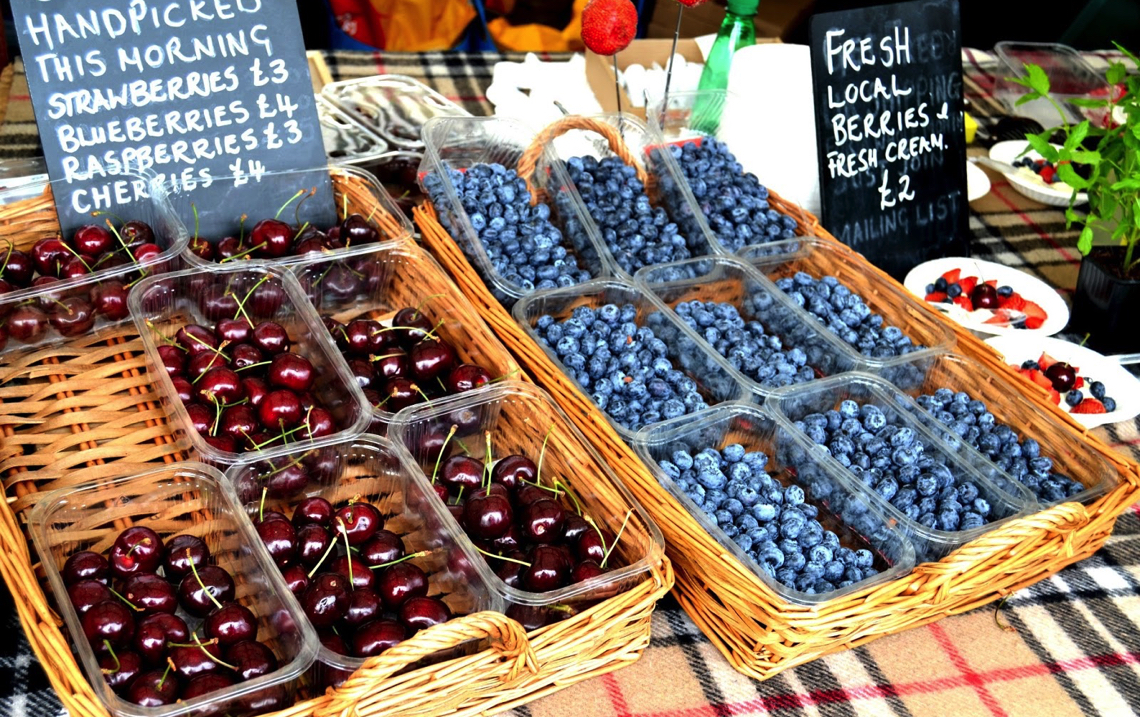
447 364 493 394
318 629 348 656
348 359 376 390
268 353 314 392
296 524 332 567
242 377 269 407
187 350 229 382
177 565 235 617
393 307 433 345
163 535 210 583
215 236 244 261
204 435 237 453
258 390 303 430
376 562 427 609
399 596 451 634
132 612 189 665
340 588 382 630
562 514 591 544
463 491 513 540
216 317 253 344
177 324 218 356
186 403 213 434
100 648 144 694
172 377 195 403
225 640 278 682
31 237 70 277
60 255 93 279
382 378 422 411
128 669 179 706
340 213 379 246
91 280 129 320
220 405 259 444
971 283 999 310
197 367 244 405
252 321 289 354
319 264 362 303
492 455 536 491
48 296 95 336
7 305 48 343
251 219 293 258
109 526 164 579
1045 362 1077 393
121 220 155 248
571 560 606 583
517 484 549 508
257 518 297 568
230 343 264 371
188 235 215 261
373 347 410 381
157 345 186 376
333 503 381 545
302 407 336 439
82 600 135 650
410 340 456 382
490 522 522 553
266 464 308 499
63 551 109 585
1 248 33 285
198 284 240 321
300 573 349 628
342 319 379 356
293 235 326 255
68 579 113 616
170 639 226 679
253 281 288 318
204 602 258 647
441 455 483 492
522 499 565 544
281 565 309 597
352 619 405 659
124 573 178 615
523 545 569 592
361 530 404 568
331 555 374 592
292 496 333 527
182 672 236 701
73 225 113 255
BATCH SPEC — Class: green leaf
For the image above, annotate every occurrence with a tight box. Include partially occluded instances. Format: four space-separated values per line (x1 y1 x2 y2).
1134 198 1140 229
1113 42 1140 68
1065 206 1081 228
1113 222 1129 241
1069 149 1101 165
1107 62 1127 86
1024 63 1050 95
1079 225 1094 254
1111 177 1140 190
1025 133 1060 162
1064 120 1090 150
1058 163 1090 189
1014 92 1042 107
1069 97 1110 108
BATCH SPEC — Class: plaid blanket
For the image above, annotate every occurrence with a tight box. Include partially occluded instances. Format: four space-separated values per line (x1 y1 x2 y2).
2 48 1140 717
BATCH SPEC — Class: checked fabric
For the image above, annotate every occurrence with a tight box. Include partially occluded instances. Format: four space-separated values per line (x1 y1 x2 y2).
1 48 1140 717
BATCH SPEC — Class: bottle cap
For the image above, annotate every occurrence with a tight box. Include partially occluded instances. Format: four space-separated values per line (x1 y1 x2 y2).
727 0 760 15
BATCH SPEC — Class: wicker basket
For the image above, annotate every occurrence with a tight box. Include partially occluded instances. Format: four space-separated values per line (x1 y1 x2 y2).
0 169 673 717
413 115 1140 680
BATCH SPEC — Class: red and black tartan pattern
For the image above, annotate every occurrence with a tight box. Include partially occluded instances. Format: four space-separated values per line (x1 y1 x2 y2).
0 49 1139 717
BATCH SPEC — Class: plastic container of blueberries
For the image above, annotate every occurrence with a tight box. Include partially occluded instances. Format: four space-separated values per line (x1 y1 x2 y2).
511 277 748 442
635 255 862 401
129 264 371 467
226 434 494 691
289 240 521 434
168 164 414 271
767 373 1033 563
645 89 818 257
738 237 956 382
388 381 665 628
885 350 1120 510
537 112 720 281
632 402 915 605
29 463 319 717
321 75 470 152
0 175 188 356
417 115 612 307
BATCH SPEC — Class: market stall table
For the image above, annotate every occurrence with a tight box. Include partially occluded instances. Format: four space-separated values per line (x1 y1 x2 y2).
1 48 1139 717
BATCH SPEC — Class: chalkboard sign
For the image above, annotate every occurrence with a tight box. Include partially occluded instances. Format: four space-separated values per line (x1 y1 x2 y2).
809 0 968 280
12 0 336 237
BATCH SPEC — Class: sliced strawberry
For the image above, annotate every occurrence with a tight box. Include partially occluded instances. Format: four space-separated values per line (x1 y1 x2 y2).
984 310 1012 325
1048 388 1061 405
958 276 978 295
1025 316 1045 329
1023 300 1047 320
1071 398 1107 414
1037 352 1057 371
940 268 961 284
1074 376 1084 390
999 293 1027 311
953 295 974 311
985 279 998 287
925 291 948 302
1029 370 1054 390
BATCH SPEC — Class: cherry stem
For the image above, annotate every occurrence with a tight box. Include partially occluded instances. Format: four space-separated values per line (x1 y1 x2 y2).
555 480 583 516
264 451 312 479
0 239 12 275
293 221 311 241
365 206 379 223
601 509 633 569
187 548 223 610
475 546 531 567
233 275 270 321
220 242 266 264
341 193 349 221
368 550 429 570
259 487 268 523
308 522 341 578
413 384 435 408
369 352 405 363
211 396 223 435
192 204 200 240
296 187 317 226
239 214 248 243
454 487 465 505
159 659 174 690
412 294 446 318
431 425 458 484
58 240 93 271
343 524 354 586
101 640 121 673
236 360 272 372
488 368 523 384
104 219 141 266
521 478 560 497
193 634 238 670
483 431 493 495
275 189 306 221
536 426 554 486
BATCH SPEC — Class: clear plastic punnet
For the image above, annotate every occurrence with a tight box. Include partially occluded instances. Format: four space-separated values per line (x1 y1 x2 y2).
321 75 470 151
633 402 915 606
29 463 319 717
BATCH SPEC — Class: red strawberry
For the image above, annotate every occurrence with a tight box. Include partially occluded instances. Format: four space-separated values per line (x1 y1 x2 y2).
999 293 1026 311
1071 398 1107 414
581 0 639 56
984 310 1012 325
925 291 948 302
953 295 973 311
1074 376 1084 390
1029 370 1054 391
1025 317 1045 330
1037 352 1057 371
1022 300 1047 320
676 0 709 5
940 268 961 284
985 279 999 287
1048 388 1061 405
958 276 978 295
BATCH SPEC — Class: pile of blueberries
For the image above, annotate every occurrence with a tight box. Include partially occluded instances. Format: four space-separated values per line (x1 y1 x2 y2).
557 155 702 275
535 303 709 431
774 273 923 359
658 444 879 595
423 164 594 294
652 137 798 252
672 299 816 389
795 400 1003 533
915 388 1084 504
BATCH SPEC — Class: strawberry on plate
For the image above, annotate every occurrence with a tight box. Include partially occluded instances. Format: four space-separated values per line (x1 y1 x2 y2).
940 268 961 285
953 295 973 311
925 291 948 302
957 276 978 295
1071 398 1107 414
998 293 1026 311
1037 352 1057 371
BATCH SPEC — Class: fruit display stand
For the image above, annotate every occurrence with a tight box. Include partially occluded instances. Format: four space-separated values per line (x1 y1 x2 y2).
413 113 1140 679
0 165 673 717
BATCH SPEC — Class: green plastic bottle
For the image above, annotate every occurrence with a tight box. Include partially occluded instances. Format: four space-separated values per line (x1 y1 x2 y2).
694 0 758 129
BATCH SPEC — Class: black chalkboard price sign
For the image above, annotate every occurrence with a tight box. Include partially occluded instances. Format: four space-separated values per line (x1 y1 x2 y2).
12 0 336 237
809 0 968 280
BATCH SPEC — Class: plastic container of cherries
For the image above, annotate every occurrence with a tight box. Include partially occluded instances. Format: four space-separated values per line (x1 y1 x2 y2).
289 241 521 435
0 175 188 355
228 434 492 691
28 463 318 717
129 264 371 466
389 381 665 630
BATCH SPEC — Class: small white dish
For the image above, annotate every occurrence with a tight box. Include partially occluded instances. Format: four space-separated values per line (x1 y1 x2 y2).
985 335 1140 429
966 161 991 202
988 140 1088 206
904 257 1069 337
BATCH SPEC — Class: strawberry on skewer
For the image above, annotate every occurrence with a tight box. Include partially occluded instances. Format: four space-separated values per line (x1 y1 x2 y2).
581 0 640 121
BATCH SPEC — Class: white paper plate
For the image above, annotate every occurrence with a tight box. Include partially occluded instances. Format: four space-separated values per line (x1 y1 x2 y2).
985 335 1140 429
966 161 990 202
904 257 1069 337
989 140 1088 207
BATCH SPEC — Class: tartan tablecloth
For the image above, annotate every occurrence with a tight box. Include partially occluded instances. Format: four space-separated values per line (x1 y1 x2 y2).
3 49 1140 717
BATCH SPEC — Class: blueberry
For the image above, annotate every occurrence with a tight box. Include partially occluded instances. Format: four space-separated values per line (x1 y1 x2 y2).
1065 389 1083 406
1103 397 1117 412
1090 381 1106 400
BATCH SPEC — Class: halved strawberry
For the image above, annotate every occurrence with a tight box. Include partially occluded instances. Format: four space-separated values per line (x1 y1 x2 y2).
940 268 961 284
925 291 948 302
984 309 1012 325
958 276 978 295
1025 317 1045 329
1029 370 1054 390
1023 300 1047 320
1071 398 1107 414
999 293 1027 311
953 295 974 311
985 279 998 287
1074 376 1084 390
1037 352 1057 371
1048 388 1061 405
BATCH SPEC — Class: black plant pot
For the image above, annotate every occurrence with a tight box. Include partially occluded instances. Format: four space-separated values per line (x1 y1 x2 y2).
1070 248 1140 354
